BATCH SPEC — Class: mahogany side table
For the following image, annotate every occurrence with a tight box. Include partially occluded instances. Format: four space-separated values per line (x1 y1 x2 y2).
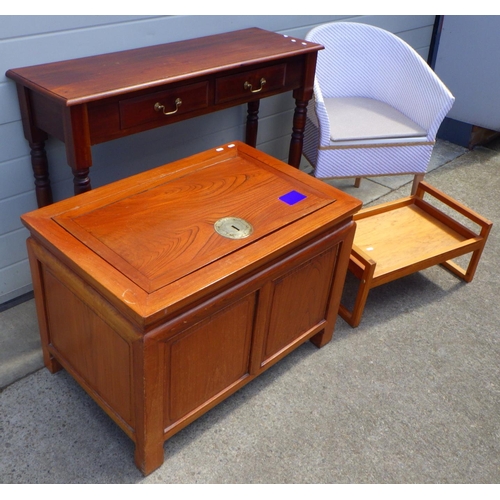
21 141 361 475
7 28 323 208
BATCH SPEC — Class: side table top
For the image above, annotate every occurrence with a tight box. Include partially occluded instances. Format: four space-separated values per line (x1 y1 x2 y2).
6 28 323 106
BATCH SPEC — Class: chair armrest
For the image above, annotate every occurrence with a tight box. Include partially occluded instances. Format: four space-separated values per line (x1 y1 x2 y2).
400 71 455 139
370 54 454 139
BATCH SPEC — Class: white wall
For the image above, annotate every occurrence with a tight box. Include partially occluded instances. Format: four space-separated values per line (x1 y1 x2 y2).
434 15 500 132
0 14 436 303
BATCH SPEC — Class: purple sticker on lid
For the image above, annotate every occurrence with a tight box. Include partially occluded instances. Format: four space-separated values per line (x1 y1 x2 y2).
279 190 307 205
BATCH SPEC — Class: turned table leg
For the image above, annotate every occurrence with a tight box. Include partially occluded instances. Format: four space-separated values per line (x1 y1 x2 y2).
288 98 308 168
246 100 260 148
29 140 54 208
72 167 92 196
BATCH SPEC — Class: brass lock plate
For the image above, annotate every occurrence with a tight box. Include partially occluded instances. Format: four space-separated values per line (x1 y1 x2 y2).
214 217 253 239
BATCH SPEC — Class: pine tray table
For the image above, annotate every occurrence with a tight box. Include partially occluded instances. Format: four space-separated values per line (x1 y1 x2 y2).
339 181 492 327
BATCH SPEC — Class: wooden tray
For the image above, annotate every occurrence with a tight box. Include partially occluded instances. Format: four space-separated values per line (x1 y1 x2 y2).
339 181 492 327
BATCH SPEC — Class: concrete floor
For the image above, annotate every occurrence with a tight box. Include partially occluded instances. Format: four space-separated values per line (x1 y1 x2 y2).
1 139 499 483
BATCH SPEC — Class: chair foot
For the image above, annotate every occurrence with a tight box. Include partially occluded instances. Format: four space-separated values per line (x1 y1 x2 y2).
354 177 362 188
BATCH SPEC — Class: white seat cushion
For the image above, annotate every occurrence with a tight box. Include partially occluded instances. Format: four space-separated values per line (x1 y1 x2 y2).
324 97 427 142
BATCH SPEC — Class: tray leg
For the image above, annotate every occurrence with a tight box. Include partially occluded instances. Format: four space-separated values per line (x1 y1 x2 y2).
338 254 376 328
411 174 425 195
416 181 492 282
442 244 488 282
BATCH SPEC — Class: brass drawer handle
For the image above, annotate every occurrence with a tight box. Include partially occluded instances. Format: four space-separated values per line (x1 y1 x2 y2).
154 98 182 115
244 78 266 93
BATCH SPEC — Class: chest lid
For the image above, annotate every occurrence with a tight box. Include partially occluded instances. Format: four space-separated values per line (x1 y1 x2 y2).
22 142 361 323
54 143 338 293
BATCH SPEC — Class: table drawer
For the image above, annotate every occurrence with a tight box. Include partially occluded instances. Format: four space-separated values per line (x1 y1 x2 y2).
119 81 209 129
215 64 286 104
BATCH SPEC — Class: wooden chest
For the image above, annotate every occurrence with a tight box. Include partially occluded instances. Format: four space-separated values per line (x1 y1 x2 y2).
21 142 361 475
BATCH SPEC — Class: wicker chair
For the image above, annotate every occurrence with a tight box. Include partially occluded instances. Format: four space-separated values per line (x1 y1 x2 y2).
303 22 455 193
